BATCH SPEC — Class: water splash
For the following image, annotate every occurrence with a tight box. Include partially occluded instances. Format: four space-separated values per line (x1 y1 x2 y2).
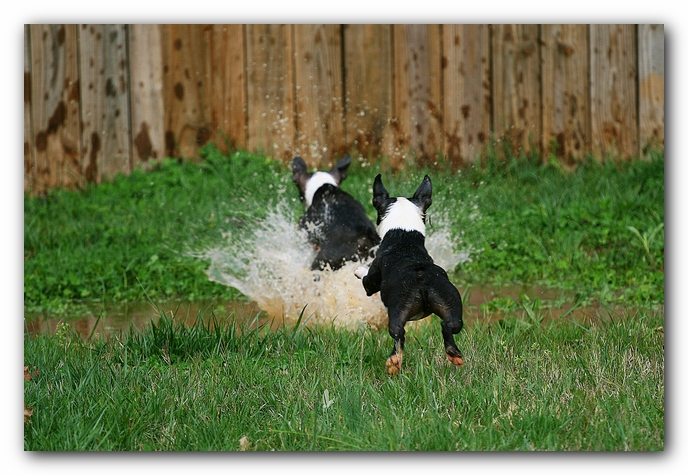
199 201 472 329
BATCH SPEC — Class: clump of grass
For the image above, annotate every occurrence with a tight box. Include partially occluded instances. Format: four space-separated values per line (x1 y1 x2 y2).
24 303 664 451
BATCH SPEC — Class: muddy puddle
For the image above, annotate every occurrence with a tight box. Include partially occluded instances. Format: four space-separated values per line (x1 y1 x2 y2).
24 203 661 340
24 284 652 340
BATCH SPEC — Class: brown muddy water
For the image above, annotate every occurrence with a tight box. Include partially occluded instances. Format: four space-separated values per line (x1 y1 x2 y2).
24 205 660 339
24 284 645 340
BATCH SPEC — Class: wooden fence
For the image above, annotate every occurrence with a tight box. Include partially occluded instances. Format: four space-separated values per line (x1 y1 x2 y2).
24 24 664 194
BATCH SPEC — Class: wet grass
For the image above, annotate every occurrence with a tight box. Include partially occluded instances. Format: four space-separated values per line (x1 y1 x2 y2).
24 303 664 451
23 144 665 451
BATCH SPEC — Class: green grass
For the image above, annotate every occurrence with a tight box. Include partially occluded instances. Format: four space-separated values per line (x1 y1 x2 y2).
24 303 664 451
24 145 664 313
23 144 665 451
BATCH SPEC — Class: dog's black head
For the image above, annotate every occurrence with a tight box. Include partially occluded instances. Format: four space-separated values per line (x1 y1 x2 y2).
291 155 351 207
372 174 432 238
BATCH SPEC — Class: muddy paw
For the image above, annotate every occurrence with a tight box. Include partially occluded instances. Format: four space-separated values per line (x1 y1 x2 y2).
386 354 402 375
354 266 369 279
446 354 463 367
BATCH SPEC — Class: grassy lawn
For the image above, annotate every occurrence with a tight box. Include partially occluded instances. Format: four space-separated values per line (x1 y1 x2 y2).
24 304 663 451
23 145 665 451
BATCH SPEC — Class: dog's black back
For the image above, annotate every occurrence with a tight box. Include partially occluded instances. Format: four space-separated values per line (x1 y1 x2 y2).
292 156 380 271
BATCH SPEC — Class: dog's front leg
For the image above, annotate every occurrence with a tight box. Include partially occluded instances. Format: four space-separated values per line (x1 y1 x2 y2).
355 261 381 296
354 266 368 279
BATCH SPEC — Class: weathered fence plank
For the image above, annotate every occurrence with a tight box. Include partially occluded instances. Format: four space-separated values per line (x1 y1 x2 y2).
343 24 393 162
294 24 345 168
29 24 82 193
209 24 247 154
492 24 541 156
24 25 34 191
638 24 664 153
541 24 590 164
79 24 132 182
245 24 295 161
129 24 165 168
24 24 664 193
161 24 215 160
442 24 491 166
590 24 638 160
392 24 443 168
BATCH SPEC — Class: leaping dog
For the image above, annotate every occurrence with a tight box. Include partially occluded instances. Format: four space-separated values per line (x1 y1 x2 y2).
354 174 464 374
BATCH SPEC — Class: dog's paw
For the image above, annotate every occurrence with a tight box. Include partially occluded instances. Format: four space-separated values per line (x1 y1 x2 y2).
446 354 463 367
385 354 402 375
354 266 369 279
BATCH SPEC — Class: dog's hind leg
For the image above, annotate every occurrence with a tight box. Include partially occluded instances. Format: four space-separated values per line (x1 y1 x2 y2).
440 317 464 367
385 314 406 375
429 286 464 367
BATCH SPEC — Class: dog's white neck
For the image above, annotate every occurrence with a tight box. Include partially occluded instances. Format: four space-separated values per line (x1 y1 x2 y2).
377 198 426 239
304 172 337 207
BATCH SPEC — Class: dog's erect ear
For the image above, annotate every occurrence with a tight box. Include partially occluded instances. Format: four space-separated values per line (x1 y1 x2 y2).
372 174 389 211
329 155 351 185
411 174 432 212
291 156 310 193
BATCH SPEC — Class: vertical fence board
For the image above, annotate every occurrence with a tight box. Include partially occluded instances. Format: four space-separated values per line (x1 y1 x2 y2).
590 24 638 160
210 24 247 154
129 24 165 168
79 24 132 182
392 24 443 168
245 24 295 161
442 24 491 166
638 24 664 153
161 24 215 159
24 23 664 194
541 24 590 164
343 24 393 162
29 24 82 193
294 24 345 167
24 25 35 191
492 24 541 156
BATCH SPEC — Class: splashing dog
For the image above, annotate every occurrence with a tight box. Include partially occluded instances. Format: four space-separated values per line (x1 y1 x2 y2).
292 155 380 271
354 174 464 374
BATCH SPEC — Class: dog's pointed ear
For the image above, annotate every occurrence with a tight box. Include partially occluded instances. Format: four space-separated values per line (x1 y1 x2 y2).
372 174 389 210
291 156 309 193
411 174 432 212
329 155 351 185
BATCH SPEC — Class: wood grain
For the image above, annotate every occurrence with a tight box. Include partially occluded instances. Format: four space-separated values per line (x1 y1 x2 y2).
79 24 132 182
492 24 541 156
590 24 638 160
24 25 35 191
293 24 345 168
541 24 590 164
343 24 393 162
29 24 82 193
129 24 165 167
392 24 443 169
442 24 491 166
638 24 664 153
210 25 247 154
161 24 215 160
245 24 295 161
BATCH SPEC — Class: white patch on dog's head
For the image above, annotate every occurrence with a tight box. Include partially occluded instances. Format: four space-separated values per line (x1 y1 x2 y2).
377 197 426 239
304 171 338 207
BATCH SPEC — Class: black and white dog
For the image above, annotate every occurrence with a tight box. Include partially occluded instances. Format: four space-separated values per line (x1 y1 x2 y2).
292 155 380 271
354 174 464 374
